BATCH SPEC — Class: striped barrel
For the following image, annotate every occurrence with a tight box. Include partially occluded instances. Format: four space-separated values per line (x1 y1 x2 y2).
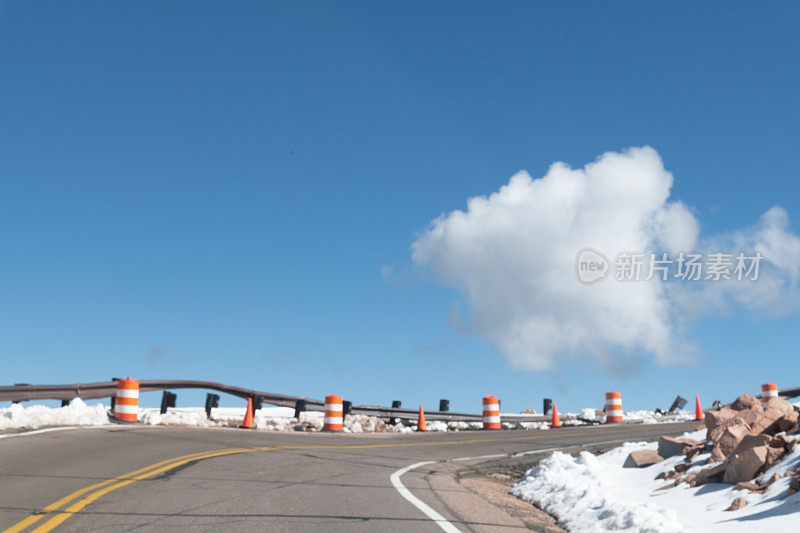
605 391 623 423
113 378 139 422
761 383 778 408
482 395 501 430
323 394 343 431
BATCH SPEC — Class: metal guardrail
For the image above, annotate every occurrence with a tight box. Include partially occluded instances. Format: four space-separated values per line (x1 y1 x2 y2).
6 379 790 423
0 379 549 423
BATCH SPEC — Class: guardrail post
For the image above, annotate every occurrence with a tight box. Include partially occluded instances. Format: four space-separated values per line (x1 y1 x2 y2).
390 400 401 425
61 400 69 407
543 398 552 416
160 391 177 414
439 399 449 412
252 395 263 412
294 398 306 419
342 400 352 421
204 393 220 418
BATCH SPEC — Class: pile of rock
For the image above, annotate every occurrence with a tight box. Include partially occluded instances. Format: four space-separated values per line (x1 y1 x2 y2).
624 393 800 503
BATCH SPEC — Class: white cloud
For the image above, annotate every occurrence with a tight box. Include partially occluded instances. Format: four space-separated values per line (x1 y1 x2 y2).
410 147 800 372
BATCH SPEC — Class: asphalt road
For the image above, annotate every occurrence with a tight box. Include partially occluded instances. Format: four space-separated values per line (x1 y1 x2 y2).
0 421 701 532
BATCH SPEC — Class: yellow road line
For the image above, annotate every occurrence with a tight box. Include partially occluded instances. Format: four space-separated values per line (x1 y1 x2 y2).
31 448 262 533
5 425 670 532
4 448 264 533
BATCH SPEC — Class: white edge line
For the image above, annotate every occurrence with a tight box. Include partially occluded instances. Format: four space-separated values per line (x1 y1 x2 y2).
389 461 463 533
391 435 661 531
0 425 111 439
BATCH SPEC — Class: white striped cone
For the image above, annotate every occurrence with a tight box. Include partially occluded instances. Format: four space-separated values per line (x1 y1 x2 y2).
323 394 343 431
605 391 623 423
114 377 139 422
761 383 778 408
482 395 500 430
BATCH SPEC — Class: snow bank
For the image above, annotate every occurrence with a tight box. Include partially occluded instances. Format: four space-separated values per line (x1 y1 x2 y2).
0 399 109 430
513 429 800 532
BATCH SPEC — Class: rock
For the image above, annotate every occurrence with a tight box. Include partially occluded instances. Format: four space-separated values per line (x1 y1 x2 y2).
705 408 738 431
731 434 771 455
656 478 684 491
520 408 537 414
658 436 700 458
723 447 769 484
734 481 765 493
789 474 800 495
623 449 663 468
684 473 700 486
765 446 785 469
697 462 727 484
725 497 747 511
777 411 799 433
731 394 763 413
685 447 704 461
764 396 795 416
674 462 691 472
658 437 700 459
751 397 797 435
711 420 751 462
762 473 781 487
734 407 763 428
770 434 790 448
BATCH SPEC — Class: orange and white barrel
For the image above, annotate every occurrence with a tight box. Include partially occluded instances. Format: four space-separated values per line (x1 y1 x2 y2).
605 391 623 423
113 378 139 422
482 395 501 430
323 394 343 431
761 383 778 407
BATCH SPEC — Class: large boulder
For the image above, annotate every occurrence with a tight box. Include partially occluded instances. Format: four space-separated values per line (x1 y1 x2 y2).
705 407 738 431
734 408 764 428
623 449 663 468
710 419 751 462
731 394 763 413
723 446 769 484
731 434 771 455
658 436 700 458
751 397 797 435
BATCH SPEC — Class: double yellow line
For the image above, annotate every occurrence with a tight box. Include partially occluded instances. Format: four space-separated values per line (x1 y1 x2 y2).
6 446 273 533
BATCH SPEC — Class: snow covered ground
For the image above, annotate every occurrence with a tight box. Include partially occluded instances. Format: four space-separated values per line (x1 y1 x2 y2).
512 428 800 532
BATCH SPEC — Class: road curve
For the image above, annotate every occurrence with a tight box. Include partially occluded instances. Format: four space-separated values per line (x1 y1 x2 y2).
0 422 700 532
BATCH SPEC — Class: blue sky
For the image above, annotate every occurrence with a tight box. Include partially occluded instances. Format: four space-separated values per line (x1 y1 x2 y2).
1 2 799 412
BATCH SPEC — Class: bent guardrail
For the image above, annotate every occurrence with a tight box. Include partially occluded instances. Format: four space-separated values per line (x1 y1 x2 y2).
0 379 549 423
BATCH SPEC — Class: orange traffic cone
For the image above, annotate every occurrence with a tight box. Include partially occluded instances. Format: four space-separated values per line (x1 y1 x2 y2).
694 395 704 421
551 402 561 428
416 405 426 432
242 397 254 428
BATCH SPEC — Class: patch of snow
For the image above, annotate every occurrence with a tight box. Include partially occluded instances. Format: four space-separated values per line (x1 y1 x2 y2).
513 429 800 532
